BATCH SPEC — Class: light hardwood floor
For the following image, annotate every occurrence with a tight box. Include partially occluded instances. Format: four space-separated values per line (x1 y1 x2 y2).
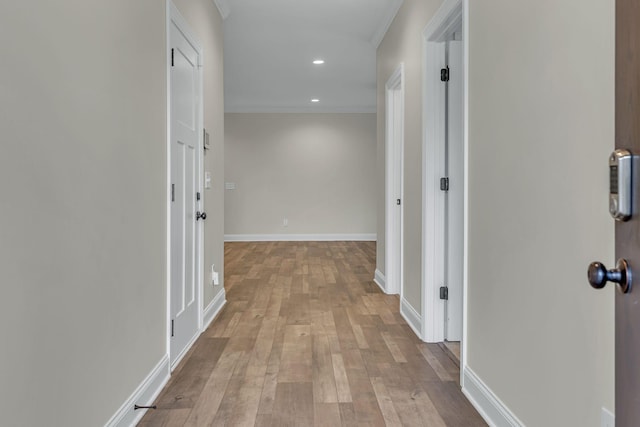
140 241 485 426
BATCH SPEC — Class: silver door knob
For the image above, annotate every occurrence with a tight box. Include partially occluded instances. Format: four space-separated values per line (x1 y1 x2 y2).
587 259 632 293
196 211 207 221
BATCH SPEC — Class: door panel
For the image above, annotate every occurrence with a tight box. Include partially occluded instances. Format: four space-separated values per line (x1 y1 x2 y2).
170 19 201 366
616 0 640 424
385 72 404 297
393 88 403 297
445 40 463 341
171 141 185 315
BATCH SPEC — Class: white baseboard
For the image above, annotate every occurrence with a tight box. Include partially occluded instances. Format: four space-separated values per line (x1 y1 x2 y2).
400 297 423 340
224 233 376 242
373 269 387 293
462 367 524 427
601 407 615 427
105 355 170 427
203 288 226 331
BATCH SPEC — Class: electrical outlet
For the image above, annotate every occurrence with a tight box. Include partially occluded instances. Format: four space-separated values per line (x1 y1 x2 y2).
601 407 614 427
283 218 288 227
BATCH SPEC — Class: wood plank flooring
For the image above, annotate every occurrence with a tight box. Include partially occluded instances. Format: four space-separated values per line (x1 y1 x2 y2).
140 241 485 426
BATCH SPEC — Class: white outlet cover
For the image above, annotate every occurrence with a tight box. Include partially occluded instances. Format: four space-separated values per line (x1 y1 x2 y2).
225 182 236 190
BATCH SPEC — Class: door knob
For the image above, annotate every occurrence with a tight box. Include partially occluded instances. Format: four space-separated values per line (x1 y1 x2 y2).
196 211 207 221
587 259 632 293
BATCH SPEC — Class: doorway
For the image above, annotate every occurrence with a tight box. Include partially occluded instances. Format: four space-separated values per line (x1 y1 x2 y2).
422 0 466 348
444 37 464 341
167 2 204 369
384 64 405 296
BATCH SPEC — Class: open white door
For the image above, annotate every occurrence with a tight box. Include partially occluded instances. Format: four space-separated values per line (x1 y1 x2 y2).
169 4 203 368
422 0 465 345
385 64 404 297
445 39 464 341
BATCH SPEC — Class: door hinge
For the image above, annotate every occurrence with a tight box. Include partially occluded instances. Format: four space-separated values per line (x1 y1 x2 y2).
196 192 201 201
440 177 449 191
171 320 175 337
171 184 175 202
171 48 174 67
396 198 401 205
440 66 450 82
439 286 449 300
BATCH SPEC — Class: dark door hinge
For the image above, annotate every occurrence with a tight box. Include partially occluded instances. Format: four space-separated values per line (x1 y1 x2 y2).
171 320 175 337
440 67 449 82
396 198 401 205
171 48 174 67
171 184 175 202
440 66 450 82
440 177 449 191
196 192 201 201
439 286 449 300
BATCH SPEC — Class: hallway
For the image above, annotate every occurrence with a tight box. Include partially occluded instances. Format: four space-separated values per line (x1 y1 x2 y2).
140 241 485 426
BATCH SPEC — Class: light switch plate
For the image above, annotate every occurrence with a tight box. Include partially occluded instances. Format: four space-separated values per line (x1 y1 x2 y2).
204 172 212 189
225 182 236 190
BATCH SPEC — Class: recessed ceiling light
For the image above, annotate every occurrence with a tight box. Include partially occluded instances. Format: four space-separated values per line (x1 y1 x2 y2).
312 59 325 65
311 99 320 103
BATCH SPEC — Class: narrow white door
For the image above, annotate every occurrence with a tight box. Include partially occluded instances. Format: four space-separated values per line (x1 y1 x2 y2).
385 65 404 296
445 40 464 341
169 15 202 366
392 88 404 296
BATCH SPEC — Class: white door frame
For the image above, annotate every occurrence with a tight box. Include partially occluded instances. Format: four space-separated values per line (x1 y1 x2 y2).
385 63 405 296
166 0 205 369
421 0 468 352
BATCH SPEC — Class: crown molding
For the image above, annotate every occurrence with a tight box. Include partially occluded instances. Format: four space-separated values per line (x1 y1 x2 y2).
213 0 230 20
371 0 404 49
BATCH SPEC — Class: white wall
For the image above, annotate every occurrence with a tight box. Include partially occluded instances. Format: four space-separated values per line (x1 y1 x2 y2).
224 113 376 238
466 0 614 425
0 1 224 425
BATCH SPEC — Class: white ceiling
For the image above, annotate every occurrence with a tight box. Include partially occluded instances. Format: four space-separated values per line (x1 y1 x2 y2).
217 0 403 113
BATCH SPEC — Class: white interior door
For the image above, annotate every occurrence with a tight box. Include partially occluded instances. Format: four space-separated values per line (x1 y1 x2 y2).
169 13 202 367
445 39 463 341
392 88 404 296
385 65 404 296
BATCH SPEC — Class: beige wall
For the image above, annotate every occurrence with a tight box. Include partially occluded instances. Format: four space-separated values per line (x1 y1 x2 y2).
377 0 443 312
467 0 614 425
378 0 615 425
225 113 376 237
0 1 224 425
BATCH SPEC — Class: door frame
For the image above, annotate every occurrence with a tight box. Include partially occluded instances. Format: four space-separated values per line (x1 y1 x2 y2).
421 0 468 353
384 63 405 296
166 0 205 369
